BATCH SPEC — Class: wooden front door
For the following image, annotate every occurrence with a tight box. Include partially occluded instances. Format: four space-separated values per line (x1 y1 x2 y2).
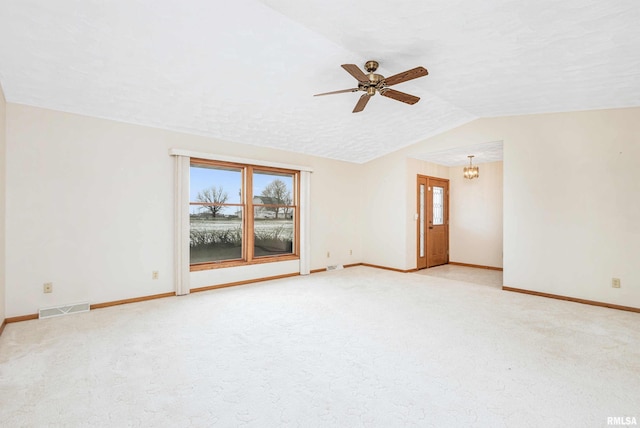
417 175 449 269
427 178 449 267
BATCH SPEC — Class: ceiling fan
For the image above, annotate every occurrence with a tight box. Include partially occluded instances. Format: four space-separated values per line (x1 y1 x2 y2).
314 60 428 113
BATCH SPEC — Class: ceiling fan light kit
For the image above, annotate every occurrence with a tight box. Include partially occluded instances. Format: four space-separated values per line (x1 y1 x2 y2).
314 60 428 113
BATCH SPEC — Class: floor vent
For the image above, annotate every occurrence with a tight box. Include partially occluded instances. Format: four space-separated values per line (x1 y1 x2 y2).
39 302 90 319
327 264 344 271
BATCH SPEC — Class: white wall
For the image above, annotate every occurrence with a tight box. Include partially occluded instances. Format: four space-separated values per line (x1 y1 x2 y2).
0 83 6 324
5 103 639 316
449 161 503 268
361 151 502 272
401 108 640 308
360 151 408 270
5 104 362 317
503 110 640 307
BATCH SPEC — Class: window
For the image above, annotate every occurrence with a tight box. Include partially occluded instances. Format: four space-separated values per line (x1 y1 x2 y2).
432 186 444 226
189 158 299 270
252 170 296 257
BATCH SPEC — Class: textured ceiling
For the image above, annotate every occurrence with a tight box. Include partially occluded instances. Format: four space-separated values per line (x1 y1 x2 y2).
0 1 638 163
413 141 503 167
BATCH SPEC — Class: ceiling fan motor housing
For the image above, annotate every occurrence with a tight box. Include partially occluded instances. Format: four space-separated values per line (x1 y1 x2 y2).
368 73 384 84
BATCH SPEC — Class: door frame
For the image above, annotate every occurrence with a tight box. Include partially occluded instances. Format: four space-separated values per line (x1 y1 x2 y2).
416 175 450 270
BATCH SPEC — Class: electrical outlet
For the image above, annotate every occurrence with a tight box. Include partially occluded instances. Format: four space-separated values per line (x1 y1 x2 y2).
152 271 159 280
349 249 353 255
43 282 53 293
612 278 621 288
326 251 330 258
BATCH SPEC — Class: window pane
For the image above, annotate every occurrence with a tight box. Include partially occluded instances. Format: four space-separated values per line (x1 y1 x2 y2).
254 208 294 257
253 171 294 208
190 164 242 205
190 206 243 263
433 186 444 225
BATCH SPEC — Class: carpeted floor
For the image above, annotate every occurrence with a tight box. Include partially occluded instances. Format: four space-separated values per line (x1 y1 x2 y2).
1 266 638 427
414 264 503 288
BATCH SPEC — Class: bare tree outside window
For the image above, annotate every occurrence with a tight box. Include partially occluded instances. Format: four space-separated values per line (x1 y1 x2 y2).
196 186 229 218
261 179 292 219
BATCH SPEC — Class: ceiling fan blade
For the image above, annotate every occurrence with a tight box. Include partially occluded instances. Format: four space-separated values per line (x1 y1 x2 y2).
341 64 369 83
383 66 428 86
381 89 420 105
353 94 371 113
314 88 359 97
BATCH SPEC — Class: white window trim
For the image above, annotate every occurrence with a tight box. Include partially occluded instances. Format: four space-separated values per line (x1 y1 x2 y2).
171 149 312 295
174 155 191 295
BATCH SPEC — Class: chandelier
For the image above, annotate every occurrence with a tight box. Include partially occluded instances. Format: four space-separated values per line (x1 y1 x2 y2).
463 155 479 179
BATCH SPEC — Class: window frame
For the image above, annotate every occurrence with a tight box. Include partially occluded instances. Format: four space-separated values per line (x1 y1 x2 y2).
189 158 300 271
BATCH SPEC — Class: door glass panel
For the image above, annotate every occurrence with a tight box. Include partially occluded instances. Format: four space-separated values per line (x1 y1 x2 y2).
433 186 444 225
419 184 425 258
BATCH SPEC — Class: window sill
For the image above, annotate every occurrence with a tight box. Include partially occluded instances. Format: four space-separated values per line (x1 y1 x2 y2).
190 254 300 272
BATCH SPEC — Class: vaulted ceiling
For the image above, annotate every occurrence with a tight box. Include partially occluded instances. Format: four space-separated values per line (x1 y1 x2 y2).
0 0 638 163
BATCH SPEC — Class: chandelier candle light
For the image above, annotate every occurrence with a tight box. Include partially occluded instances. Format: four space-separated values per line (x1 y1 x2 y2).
464 155 479 179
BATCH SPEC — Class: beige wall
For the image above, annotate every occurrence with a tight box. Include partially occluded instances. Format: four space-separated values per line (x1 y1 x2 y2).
361 148 503 272
449 161 503 268
0 83 6 323
5 104 362 317
360 151 406 269
401 108 640 307
4 102 639 317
